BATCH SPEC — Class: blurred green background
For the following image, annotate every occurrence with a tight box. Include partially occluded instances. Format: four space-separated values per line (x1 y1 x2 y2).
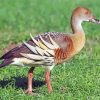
0 0 100 100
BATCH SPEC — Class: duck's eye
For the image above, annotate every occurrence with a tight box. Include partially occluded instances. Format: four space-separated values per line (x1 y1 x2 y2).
85 11 89 15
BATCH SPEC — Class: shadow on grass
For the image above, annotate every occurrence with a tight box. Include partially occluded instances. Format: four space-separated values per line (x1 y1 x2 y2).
0 77 45 90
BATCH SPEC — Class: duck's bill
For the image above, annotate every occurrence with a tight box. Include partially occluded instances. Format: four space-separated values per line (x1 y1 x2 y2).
89 19 100 24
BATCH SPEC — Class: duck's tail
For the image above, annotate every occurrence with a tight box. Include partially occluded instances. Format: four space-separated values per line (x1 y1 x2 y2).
0 58 12 68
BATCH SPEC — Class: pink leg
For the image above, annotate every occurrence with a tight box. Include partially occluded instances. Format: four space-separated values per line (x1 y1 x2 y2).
45 70 52 93
25 67 35 95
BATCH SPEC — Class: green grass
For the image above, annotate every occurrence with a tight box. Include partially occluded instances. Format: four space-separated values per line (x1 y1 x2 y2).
0 0 100 99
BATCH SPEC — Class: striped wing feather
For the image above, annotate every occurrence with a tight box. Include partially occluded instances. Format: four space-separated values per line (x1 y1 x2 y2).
22 32 73 64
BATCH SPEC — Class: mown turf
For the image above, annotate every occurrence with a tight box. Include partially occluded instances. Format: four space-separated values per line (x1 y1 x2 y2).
0 0 100 100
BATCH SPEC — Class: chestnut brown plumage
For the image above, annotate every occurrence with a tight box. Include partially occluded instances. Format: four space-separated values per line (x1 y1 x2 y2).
0 7 100 95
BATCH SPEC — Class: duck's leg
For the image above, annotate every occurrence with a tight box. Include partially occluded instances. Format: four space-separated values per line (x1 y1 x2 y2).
45 69 52 93
25 67 35 95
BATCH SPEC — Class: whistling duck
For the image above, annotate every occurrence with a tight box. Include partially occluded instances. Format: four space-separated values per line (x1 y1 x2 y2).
0 7 100 95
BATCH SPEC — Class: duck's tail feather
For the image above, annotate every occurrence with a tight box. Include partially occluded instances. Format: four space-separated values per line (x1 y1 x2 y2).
0 59 13 68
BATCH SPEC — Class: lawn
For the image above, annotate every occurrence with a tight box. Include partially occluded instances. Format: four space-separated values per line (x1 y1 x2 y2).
0 0 100 100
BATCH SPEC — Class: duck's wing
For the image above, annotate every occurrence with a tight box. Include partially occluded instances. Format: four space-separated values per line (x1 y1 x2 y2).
20 32 74 65
0 32 73 68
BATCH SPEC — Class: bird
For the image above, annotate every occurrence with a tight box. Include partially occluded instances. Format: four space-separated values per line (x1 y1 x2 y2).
0 7 100 95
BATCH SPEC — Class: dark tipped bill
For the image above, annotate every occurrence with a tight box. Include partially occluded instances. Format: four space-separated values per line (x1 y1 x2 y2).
89 19 100 24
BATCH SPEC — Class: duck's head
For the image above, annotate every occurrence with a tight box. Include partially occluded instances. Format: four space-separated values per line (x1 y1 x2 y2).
72 7 100 24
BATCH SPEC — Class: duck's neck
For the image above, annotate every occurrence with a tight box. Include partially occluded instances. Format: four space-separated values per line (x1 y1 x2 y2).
71 17 86 53
71 17 84 34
